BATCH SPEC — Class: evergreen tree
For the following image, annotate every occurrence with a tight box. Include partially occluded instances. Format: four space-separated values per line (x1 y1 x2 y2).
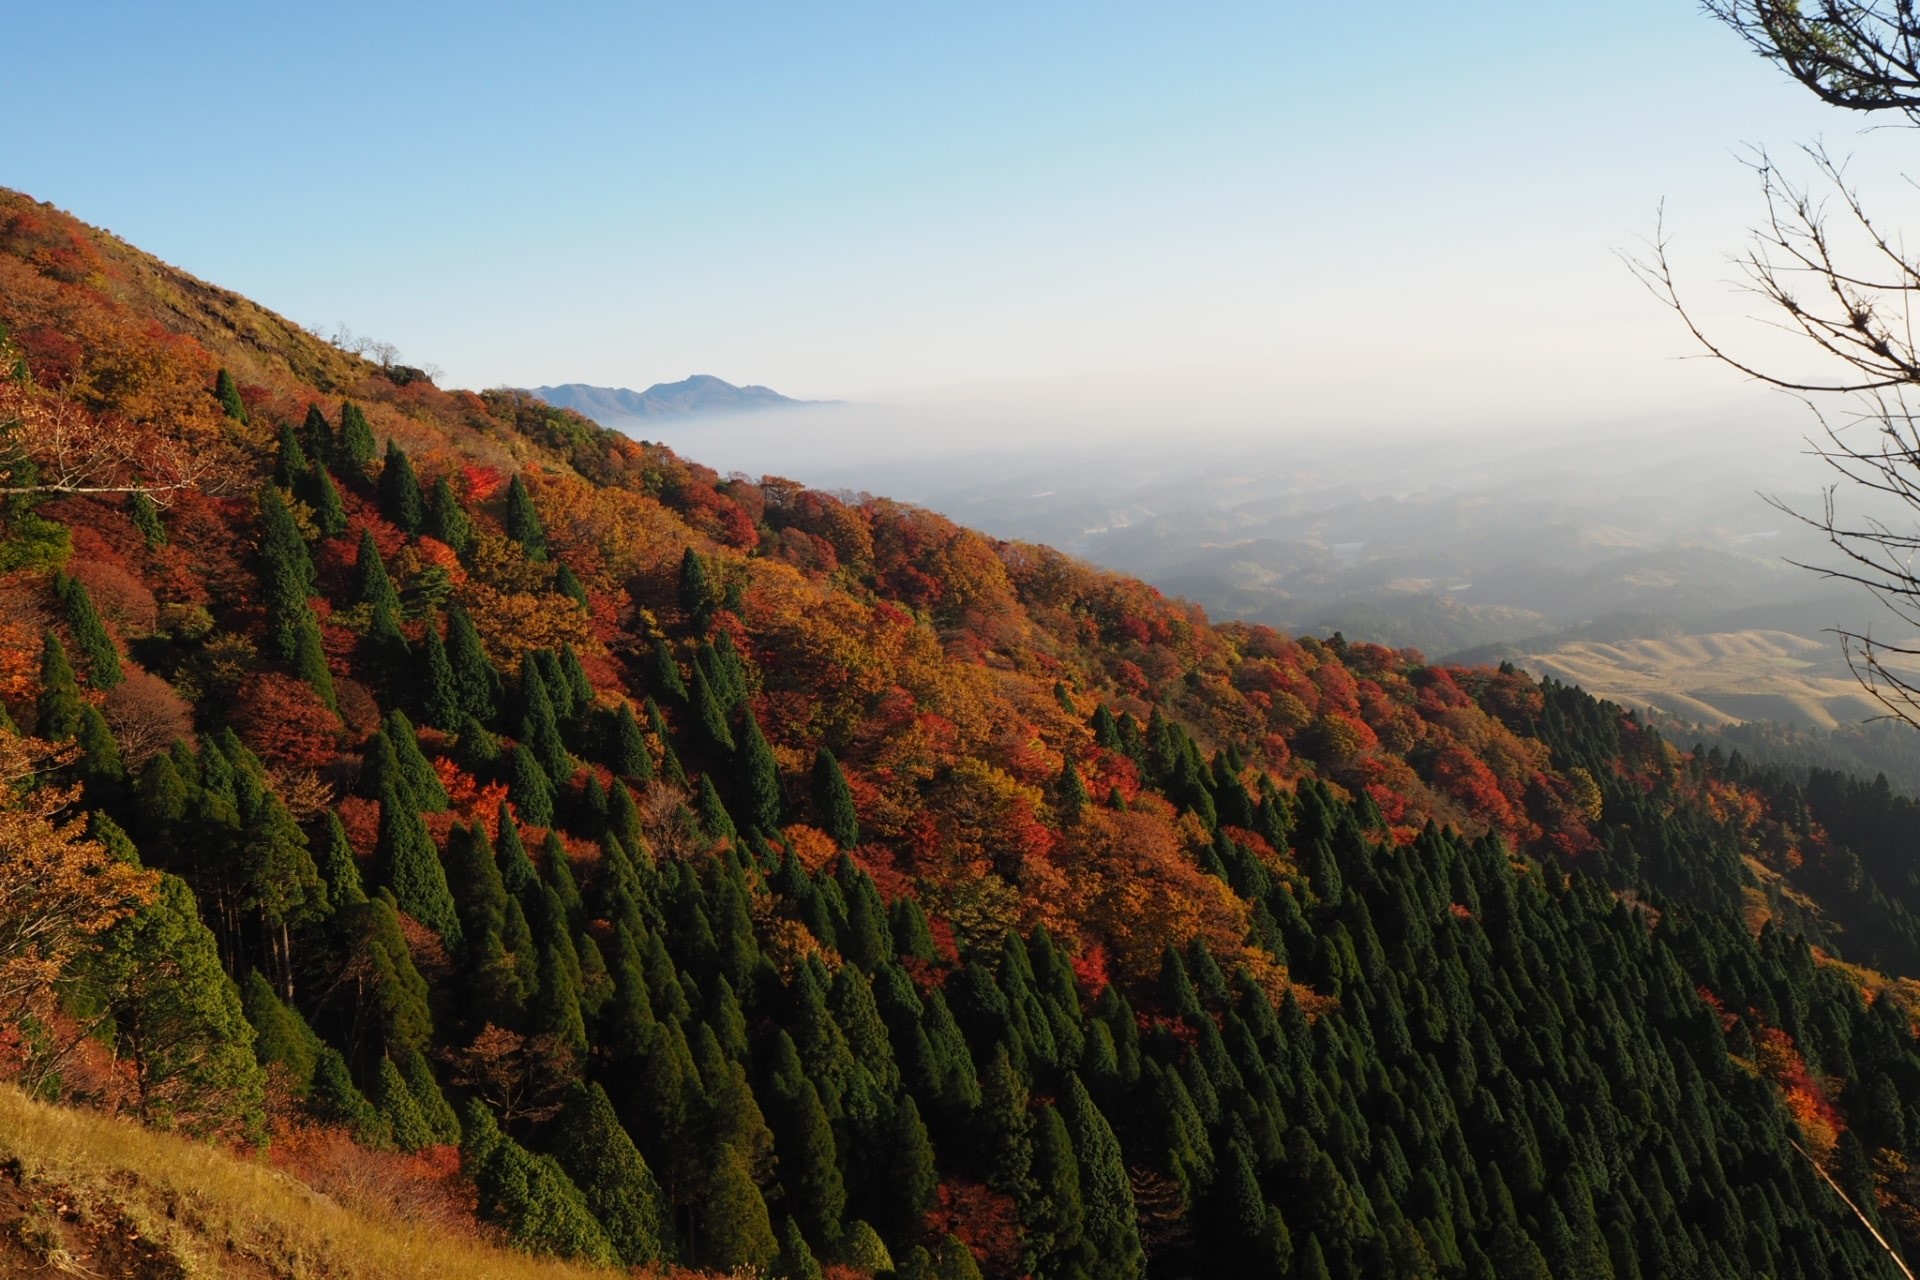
372 1054 436 1151
553 1080 673 1266
1061 1073 1142 1279
96 874 267 1138
689 662 735 753
240 970 320 1098
509 744 556 828
767 1031 847 1248
424 474 472 553
504 473 548 559
679 546 719 626
698 774 739 844
420 619 461 729
35 631 85 741
610 702 652 778
778 1216 826 1280
519 658 572 783
291 619 338 710
373 783 463 946
259 484 317 662
700 1143 780 1272
383 709 449 811
555 560 589 607
310 1046 389 1145
353 527 402 615
337 401 376 473
300 403 334 463
1057 758 1090 825
215 367 248 423
317 810 367 907
811 747 860 848
54 572 122 688
273 421 310 489
398 1045 461 1143
737 707 782 833
379 440 424 532
473 1133 619 1264
129 490 166 547
297 460 348 538
445 605 501 721
651 638 689 705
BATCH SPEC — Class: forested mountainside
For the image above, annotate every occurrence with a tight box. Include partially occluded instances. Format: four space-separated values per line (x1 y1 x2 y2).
3 186 1920 1280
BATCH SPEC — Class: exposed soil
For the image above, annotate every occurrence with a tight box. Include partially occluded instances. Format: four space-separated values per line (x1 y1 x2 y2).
0 1157 183 1279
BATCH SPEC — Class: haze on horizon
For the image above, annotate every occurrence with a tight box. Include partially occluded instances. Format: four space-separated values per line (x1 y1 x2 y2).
13 0 1920 445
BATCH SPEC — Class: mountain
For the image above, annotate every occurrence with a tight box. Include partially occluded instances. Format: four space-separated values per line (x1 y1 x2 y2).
528 374 813 422
4 187 1920 1279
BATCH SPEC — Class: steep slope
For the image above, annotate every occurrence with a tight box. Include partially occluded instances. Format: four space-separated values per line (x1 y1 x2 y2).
3 186 1920 1279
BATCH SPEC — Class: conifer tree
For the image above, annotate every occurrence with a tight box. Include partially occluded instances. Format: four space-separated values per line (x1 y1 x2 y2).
610 702 652 778
241 970 320 1099
495 804 539 898
651 638 689 705
215 368 248 423
778 1216 826 1280
881 1094 939 1235
424 474 472 553
519 659 572 784
700 1143 780 1272
811 747 860 848
373 783 463 946
300 403 334 462
421 619 461 729
379 440 424 532
554 1081 674 1266
338 401 376 474
398 1044 461 1143
679 546 718 626
298 461 348 538
35 631 85 741
1027 1103 1090 1279
839 1222 895 1275
291 618 338 710
259 485 317 662
689 662 735 753
129 489 165 547
96 874 267 1138
383 709 448 811
698 774 739 844
317 810 366 908
555 560 589 607
1057 757 1089 825
504 473 548 559
54 572 122 688
445 605 501 721
445 820 508 944
509 744 556 828
473 1133 619 1264
310 1046 389 1145
736 707 782 833
353 527 401 614
373 1053 436 1151
767 1031 847 1247
1061 1073 1143 1279
274 421 310 489
890 896 937 962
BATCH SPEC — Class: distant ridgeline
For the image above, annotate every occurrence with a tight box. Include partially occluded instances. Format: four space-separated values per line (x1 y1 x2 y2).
3 185 1920 1279
526 375 816 425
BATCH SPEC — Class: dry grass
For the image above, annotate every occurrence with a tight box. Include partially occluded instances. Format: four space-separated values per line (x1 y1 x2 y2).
0 1084 644 1280
1516 628 1915 730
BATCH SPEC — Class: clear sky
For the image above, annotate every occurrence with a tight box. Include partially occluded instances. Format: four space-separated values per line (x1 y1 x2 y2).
6 2 1909 435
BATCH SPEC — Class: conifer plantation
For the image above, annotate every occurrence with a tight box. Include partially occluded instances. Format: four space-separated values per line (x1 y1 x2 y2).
5 187 1920 1280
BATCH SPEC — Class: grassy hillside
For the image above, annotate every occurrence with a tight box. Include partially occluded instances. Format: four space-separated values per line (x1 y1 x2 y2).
0 1085 666 1280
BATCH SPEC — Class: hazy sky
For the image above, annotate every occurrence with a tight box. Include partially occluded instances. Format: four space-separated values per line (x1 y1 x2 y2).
8 2 1914 435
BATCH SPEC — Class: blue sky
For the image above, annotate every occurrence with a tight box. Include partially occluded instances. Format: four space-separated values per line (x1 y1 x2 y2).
5 2 1903 434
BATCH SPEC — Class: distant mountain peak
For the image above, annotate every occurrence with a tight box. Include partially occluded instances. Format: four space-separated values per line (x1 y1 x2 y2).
527 375 818 423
